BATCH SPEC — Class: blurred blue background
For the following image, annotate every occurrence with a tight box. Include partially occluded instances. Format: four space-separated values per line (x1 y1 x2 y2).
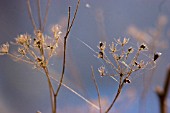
0 0 170 113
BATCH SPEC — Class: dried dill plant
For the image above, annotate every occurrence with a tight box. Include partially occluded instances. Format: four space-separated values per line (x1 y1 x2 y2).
91 37 162 113
0 0 80 113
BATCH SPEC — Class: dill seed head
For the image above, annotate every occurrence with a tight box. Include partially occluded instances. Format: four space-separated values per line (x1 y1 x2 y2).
128 47 134 53
116 37 129 46
15 34 31 45
154 52 162 61
98 41 106 51
98 66 106 76
34 39 41 48
124 78 131 83
139 43 148 51
123 37 129 45
0 42 9 55
138 60 145 68
134 61 138 66
98 51 104 58
109 42 117 53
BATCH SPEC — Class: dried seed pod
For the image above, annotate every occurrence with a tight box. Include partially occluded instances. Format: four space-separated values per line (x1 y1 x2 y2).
139 43 148 51
120 73 123 77
98 51 104 58
128 47 134 53
154 52 162 61
116 37 129 46
98 66 105 76
98 41 106 51
109 42 117 53
124 78 131 83
123 37 129 45
134 61 138 66
138 60 145 68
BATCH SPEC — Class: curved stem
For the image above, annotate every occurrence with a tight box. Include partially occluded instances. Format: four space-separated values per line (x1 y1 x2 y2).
91 66 102 113
105 76 124 113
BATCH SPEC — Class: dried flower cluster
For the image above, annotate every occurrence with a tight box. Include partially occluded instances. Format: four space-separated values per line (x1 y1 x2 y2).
0 25 62 69
0 0 81 113
97 37 160 78
95 37 162 112
0 42 9 55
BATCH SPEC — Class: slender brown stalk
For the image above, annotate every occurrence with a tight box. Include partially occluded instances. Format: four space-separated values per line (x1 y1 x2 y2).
37 0 42 30
105 76 124 113
54 6 71 112
64 0 80 39
54 1 80 112
43 67 55 113
55 0 80 96
91 66 102 113
42 0 51 32
156 66 170 113
67 7 71 31
27 0 37 31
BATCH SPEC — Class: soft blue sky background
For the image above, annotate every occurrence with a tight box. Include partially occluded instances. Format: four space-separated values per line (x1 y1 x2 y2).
0 0 170 113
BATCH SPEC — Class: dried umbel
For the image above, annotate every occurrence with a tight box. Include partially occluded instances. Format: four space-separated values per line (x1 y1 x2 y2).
97 38 161 78
0 0 81 113
0 24 63 69
95 37 162 112
0 2 82 113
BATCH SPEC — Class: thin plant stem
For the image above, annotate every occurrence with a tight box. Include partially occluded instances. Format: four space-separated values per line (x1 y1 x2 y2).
91 66 102 113
37 0 42 30
54 5 71 113
55 0 80 99
105 76 124 113
7 53 34 64
27 0 37 31
64 0 80 39
67 7 71 31
43 66 55 113
54 0 80 112
42 0 51 32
